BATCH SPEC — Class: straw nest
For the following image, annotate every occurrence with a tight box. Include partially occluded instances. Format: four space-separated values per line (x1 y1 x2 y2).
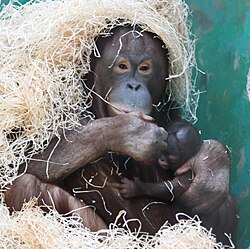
0 199 228 249
0 0 221 247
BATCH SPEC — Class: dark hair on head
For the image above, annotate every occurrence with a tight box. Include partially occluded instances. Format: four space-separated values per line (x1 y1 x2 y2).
166 119 202 164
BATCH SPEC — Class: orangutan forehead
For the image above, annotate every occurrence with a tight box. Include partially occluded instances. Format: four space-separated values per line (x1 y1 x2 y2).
111 29 160 53
98 28 165 63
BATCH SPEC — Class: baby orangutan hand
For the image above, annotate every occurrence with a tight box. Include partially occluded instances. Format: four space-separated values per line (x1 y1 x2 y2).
120 177 144 198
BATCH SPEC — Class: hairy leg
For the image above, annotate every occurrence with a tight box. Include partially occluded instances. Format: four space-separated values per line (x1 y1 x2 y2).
4 174 107 231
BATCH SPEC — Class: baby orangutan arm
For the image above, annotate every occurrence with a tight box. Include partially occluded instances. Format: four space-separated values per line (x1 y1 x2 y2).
120 172 192 202
120 140 231 210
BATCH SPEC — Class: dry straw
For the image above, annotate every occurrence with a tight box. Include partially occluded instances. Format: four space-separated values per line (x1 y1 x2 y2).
0 0 222 247
0 200 228 249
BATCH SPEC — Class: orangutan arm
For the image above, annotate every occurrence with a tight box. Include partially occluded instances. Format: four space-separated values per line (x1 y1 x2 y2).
23 114 168 183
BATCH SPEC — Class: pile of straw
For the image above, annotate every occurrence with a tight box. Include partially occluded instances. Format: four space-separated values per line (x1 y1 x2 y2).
0 200 227 248
0 0 222 247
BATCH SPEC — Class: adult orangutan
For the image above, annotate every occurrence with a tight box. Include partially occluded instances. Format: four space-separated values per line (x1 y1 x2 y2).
4 26 238 244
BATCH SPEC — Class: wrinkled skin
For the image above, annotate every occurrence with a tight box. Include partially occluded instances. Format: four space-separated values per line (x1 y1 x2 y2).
120 121 239 244
4 26 237 243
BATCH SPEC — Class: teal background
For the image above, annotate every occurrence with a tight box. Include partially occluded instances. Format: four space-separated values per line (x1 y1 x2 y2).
1 0 250 248
186 1 250 248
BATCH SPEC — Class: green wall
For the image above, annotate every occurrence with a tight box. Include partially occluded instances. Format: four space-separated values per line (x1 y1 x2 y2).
1 0 250 248
186 1 250 248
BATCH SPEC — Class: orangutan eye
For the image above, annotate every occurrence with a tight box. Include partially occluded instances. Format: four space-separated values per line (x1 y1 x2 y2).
138 60 152 75
114 58 131 74
118 63 128 70
139 66 149 71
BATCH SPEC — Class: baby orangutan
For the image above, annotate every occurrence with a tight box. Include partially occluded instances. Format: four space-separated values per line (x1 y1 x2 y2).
120 120 238 245
120 119 202 200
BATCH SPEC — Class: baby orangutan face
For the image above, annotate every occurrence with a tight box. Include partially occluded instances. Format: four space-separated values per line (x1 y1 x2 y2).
158 120 202 172
158 140 181 171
